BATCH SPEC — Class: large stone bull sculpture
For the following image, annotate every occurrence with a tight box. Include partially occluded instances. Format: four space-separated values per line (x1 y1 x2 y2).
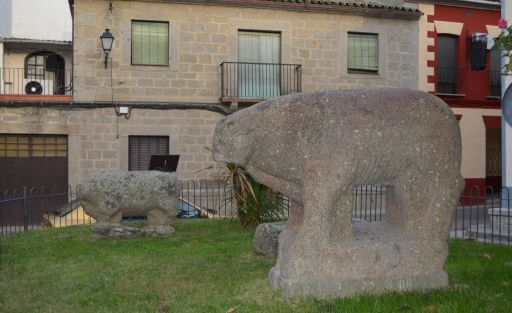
213 88 464 298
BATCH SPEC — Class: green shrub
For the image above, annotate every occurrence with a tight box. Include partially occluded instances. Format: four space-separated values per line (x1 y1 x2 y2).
222 163 288 228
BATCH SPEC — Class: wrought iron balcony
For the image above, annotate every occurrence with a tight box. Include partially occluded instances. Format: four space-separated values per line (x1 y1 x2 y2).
489 70 501 98
436 67 465 96
220 62 302 103
0 68 73 99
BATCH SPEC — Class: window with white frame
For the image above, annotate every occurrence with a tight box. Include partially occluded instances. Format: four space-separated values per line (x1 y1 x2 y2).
347 32 379 73
131 20 169 66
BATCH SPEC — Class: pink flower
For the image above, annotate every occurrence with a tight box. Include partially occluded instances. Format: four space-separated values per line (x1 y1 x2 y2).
498 18 507 29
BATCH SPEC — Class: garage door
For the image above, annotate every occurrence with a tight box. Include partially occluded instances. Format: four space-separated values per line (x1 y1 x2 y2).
0 135 68 225
128 136 169 171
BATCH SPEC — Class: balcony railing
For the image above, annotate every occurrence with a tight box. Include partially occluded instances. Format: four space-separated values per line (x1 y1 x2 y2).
0 68 73 97
489 70 501 98
436 67 465 96
220 62 302 102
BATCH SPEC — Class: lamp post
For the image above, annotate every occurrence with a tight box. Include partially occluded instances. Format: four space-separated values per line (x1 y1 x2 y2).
502 0 512 196
100 29 114 69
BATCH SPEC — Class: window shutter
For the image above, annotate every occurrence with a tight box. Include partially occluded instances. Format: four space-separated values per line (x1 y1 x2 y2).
129 136 169 171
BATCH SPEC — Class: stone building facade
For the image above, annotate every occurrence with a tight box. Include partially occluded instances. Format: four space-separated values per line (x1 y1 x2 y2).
73 0 420 104
0 107 221 188
1 0 421 189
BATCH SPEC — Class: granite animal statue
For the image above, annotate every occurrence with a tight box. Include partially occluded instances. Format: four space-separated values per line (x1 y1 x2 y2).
213 88 464 298
78 171 181 227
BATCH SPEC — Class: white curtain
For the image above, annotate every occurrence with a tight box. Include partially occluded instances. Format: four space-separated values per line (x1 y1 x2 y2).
348 33 378 72
238 31 281 99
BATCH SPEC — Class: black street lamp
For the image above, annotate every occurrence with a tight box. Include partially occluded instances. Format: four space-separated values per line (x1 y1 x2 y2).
100 29 114 69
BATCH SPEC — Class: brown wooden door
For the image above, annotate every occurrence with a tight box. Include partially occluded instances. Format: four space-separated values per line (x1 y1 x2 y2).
128 136 169 171
0 135 68 226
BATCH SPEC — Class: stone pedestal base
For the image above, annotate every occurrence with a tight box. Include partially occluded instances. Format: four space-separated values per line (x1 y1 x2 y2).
92 224 175 239
269 220 449 299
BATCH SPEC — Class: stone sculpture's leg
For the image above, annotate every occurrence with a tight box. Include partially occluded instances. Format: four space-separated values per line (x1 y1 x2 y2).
422 173 465 240
286 201 303 229
387 160 463 240
108 211 123 225
147 209 167 226
299 170 352 246
329 192 354 242
386 165 432 237
93 213 110 225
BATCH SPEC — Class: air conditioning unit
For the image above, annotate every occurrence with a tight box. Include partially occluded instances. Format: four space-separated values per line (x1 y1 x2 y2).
23 79 54 95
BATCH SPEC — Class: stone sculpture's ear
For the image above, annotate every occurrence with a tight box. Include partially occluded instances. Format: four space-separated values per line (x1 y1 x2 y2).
222 119 235 131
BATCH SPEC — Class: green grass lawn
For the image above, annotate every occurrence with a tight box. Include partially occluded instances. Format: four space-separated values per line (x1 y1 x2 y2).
1 220 511 313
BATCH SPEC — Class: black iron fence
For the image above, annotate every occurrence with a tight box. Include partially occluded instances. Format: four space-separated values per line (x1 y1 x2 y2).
0 182 384 236
2 182 510 246
0 68 73 96
436 67 465 95
454 186 511 245
0 186 76 236
220 62 302 101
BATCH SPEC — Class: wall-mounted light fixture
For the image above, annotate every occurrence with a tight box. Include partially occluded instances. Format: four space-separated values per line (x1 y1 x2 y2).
100 29 115 69
108 1 113 13
115 106 132 119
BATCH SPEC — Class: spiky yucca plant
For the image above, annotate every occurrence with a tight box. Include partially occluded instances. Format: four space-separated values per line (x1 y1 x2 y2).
222 163 287 228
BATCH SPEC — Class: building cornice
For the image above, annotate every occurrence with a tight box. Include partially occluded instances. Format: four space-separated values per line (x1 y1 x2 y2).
72 0 422 20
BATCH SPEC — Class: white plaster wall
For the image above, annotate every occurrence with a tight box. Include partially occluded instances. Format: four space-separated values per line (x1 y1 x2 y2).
452 107 502 179
3 0 72 42
0 0 13 38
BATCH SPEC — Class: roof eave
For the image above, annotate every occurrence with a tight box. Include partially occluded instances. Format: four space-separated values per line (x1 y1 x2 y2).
0 38 72 45
164 0 423 20
408 0 500 11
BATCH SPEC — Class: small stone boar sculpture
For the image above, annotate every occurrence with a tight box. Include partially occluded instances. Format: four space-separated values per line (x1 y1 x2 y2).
78 171 181 226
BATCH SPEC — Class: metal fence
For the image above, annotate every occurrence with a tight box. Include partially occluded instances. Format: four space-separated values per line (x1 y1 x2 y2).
220 62 302 101
0 68 73 96
0 186 76 236
453 186 511 245
436 67 465 95
0 181 385 236
2 182 510 246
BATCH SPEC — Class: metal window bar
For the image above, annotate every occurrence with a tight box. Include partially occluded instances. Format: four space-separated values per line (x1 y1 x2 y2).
0 68 73 96
489 70 501 98
219 62 302 101
436 67 465 95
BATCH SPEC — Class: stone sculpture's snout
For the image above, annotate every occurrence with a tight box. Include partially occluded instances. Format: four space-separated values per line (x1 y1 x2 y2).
212 115 254 167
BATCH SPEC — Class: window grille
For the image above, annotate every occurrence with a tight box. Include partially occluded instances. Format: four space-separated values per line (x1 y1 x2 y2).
25 54 46 79
0 135 67 158
348 33 379 73
131 20 169 66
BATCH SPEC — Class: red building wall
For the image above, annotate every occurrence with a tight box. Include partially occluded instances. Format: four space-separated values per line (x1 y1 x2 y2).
431 4 501 200
433 5 500 109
